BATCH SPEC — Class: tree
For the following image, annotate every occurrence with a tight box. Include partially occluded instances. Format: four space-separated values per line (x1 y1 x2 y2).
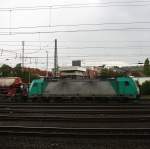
141 81 150 95
15 63 21 69
14 63 22 76
0 63 39 83
0 64 12 77
100 68 126 78
143 58 150 76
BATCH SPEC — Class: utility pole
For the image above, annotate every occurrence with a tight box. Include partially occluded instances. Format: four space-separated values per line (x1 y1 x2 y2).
46 51 48 77
22 41 25 71
54 39 58 77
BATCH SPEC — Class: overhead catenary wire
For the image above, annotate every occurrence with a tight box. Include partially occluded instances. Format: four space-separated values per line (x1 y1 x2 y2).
0 1 150 12
1 21 150 30
1 45 150 55
1 27 150 36
0 48 19 54
0 54 148 69
1 40 150 43
3 43 150 48
5 54 147 59
0 2 148 69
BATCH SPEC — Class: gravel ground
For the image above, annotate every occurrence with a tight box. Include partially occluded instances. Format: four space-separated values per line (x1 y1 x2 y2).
0 135 149 149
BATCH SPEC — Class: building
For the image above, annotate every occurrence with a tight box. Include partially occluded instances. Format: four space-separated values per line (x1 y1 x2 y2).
59 66 86 78
133 77 150 85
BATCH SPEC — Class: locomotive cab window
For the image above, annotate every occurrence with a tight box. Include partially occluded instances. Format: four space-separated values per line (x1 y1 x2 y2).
124 81 129 87
33 83 38 87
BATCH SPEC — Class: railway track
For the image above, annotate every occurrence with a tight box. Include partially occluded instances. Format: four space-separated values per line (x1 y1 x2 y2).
1 108 150 114
0 126 150 138
0 115 150 128
1 104 150 108
1 115 150 121
0 103 149 148
0 108 149 128
1 102 150 109
0 101 150 106
0 96 149 103
1 103 150 117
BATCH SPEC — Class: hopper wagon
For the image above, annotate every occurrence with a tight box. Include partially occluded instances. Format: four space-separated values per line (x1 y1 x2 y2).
0 77 27 101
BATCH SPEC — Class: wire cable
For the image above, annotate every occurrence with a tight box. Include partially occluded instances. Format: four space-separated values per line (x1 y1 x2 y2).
1 21 150 30
1 27 150 35
0 1 150 12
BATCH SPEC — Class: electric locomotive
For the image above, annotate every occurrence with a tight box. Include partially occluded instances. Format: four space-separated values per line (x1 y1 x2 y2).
29 76 140 102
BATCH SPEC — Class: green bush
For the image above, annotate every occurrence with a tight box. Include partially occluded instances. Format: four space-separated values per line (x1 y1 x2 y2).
140 81 150 95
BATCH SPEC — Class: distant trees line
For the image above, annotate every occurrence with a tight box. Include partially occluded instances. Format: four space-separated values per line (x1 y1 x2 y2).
140 81 150 95
0 63 39 83
144 58 150 76
141 58 150 95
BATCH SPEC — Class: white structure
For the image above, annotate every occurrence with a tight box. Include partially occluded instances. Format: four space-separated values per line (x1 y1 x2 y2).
133 77 150 85
60 66 86 77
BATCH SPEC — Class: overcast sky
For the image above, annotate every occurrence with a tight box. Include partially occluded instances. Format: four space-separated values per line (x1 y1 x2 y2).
0 0 150 70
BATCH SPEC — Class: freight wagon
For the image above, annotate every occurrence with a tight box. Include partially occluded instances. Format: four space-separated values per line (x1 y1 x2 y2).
0 77 27 101
29 76 140 102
